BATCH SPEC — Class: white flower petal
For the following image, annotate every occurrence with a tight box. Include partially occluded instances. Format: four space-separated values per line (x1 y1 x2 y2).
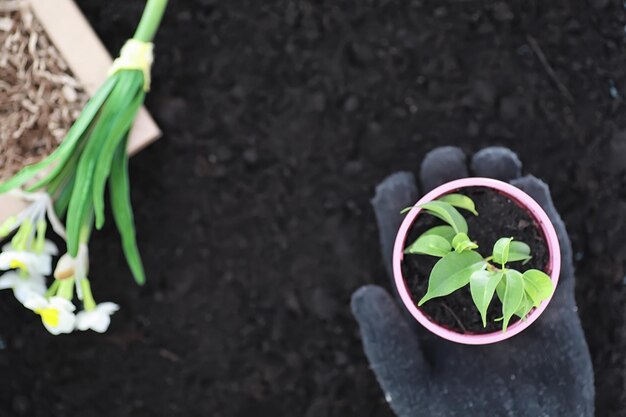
76 310 108 332
75 312 88 331
96 302 120 315
0 250 51 276
54 310 77 334
75 312 87 330
75 302 118 333
0 271 19 289
0 272 46 304
23 293 48 310
42 240 58 256
26 295 77 335
15 287 40 305
0 252 15 270
41 310 76 335
13 276 46 305
49 297 76 312
31 254 52 276
89 314 111 333
42 322 62 335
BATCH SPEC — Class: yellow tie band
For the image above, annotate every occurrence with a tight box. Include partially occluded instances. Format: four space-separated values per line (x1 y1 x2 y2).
108 39 154 92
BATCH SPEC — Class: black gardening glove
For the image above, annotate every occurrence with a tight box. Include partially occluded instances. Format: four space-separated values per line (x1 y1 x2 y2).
352 147 594 417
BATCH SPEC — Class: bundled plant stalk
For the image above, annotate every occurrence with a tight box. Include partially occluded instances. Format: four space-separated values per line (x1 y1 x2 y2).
0 0 168 334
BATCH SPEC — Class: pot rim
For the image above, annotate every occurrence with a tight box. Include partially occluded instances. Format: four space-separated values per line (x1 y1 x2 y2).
392 177 561 345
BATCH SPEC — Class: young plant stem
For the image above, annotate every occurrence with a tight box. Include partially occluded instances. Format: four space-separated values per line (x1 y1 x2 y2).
12 219 32 250
34 220 46 252
133 0 169 42
57 279 74 300
80 279 97 311
45 279 61 298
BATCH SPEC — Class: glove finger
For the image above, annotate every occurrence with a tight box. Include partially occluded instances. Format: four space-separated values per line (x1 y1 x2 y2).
351 285 431 416
510 176 575 306
419 146 468 192
371 172 419 279
470 146 522 182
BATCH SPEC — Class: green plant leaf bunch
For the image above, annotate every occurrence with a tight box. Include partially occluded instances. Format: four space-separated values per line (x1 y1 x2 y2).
0 0 169 285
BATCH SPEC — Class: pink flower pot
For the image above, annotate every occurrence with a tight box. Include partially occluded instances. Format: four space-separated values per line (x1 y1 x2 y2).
393 177 561 345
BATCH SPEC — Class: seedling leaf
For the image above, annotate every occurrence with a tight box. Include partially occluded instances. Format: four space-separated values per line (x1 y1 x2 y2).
470 270 503 327
418 201 468 234
522 269 553 307
508 241 532 263
404 235 452 257
438 194 478 215
418 251 485 305
502 269 524 331
515 292 534 319
452 232 479 253
421 225 456 243
496 277 506 302
493 237 513 266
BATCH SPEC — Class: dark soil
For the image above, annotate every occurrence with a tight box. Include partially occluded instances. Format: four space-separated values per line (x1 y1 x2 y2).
402 187 549 333
0 1 625 417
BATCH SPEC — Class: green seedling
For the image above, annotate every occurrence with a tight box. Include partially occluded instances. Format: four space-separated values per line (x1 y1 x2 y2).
404 194 553 331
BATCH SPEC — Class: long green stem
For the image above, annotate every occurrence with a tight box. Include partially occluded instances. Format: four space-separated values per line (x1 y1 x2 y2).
57 279 74 300
133 0 169 42
45 279 61 298
80 279 97 310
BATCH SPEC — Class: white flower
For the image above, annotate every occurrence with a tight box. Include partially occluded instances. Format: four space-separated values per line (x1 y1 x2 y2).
76 302 119 333
0 271 46 304
0 241 58 275
23 294 76 335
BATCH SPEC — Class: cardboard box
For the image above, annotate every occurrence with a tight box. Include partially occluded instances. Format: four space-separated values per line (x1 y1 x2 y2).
0 0 161 221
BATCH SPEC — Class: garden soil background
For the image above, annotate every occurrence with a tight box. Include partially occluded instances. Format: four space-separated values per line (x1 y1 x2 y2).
0 1 625 416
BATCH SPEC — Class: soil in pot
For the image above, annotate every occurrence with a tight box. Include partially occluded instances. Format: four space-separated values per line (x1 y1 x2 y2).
401 187 550 334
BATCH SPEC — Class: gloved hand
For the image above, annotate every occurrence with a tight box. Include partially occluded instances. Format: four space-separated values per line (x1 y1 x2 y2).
351 147 594 417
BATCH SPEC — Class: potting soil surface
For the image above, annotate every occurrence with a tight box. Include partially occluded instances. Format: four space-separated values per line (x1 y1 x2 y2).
0 1 624 416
